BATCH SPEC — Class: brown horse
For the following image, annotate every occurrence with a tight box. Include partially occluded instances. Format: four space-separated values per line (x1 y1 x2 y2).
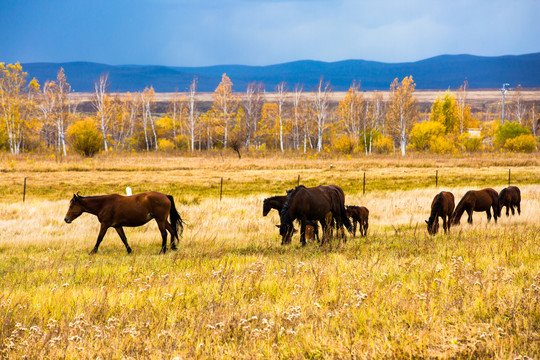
497 186 521 217
64 192 184 255
425 191 454 235
279 185 352 246
264 195 320 242
346 205 369 237
452 188 498 225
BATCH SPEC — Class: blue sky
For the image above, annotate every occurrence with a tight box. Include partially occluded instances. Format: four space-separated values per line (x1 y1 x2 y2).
1 0 539 66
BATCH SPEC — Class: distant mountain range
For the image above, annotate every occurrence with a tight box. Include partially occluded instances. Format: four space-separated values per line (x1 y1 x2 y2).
21 53 540 92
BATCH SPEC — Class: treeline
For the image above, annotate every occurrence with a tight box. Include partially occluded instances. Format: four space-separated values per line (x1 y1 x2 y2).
1 62 538 157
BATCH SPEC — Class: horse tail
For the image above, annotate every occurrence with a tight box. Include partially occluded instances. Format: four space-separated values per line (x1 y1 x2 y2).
167 195 184 239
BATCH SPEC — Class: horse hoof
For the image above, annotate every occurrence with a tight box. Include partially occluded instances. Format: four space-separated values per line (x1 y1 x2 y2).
127 248 132 254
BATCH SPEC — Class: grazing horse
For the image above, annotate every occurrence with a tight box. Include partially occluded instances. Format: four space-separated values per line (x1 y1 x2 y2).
64 192 184 255
425 191 454 235
264 195 321 242
279 185 352 246
346 205 369 237
452 188 498 225
498 186 521 217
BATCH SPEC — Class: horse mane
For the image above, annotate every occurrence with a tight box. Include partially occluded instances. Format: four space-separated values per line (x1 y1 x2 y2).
280 185 305 227
452 191 471 222
428 193 443 225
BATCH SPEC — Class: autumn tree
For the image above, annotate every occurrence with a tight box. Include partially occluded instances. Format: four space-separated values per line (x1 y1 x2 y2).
187 76 198 152
258 103 279 149
93 73 112 151
141 86 158 151
336 81 363 148
457 80 468 135
212 74 237 148
366 91 385 154
242 82 264 149
0 63 40 154
313 78 332 152
386 76 418 156
291 84 303 150
275 82 287 152
429 91 459 134
511 85 527 125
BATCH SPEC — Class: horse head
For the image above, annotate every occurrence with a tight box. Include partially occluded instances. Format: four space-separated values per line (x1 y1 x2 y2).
64 193 84 224
425 218 439 235
262 199 271 216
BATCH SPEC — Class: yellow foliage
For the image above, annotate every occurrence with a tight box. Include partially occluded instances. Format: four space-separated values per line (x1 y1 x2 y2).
158 138 175 152
504 134 537 152
429 135 454 154
373 135 393 154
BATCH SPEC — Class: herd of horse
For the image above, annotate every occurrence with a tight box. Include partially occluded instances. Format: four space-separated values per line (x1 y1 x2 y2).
63 184 521 255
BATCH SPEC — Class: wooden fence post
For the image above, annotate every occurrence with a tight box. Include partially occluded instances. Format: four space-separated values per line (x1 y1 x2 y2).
23 177 27 202
363 172 366 195
220 177 223 201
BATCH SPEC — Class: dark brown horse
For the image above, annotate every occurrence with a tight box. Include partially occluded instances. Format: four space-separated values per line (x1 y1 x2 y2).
497 186 521 217
279 185 352 246
346 205 369 237
64 192 184 254
263 195 320 242
452 188 498 225
425 191 454 235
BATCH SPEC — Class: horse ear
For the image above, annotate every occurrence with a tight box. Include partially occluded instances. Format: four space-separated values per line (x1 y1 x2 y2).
425 220 429 224
275 225 280 228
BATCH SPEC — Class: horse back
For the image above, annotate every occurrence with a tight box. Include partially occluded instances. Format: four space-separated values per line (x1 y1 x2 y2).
110 192 171 226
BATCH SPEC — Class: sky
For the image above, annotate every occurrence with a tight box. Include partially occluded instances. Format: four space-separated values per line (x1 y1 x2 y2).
1 0 539 67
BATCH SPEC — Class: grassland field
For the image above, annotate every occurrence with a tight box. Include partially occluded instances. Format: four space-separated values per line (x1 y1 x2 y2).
0 152 539 359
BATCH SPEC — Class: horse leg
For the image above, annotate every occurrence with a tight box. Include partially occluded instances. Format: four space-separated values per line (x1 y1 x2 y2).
90 223 110 255
506 205 510 217
165 222 178 250
510 205 515 216
352 220 357 238
486 208 492 223
442 216 448 234
114 227 132 254
300 220 307 247
517 202 521 215
157 221 168 254
466 208 473 224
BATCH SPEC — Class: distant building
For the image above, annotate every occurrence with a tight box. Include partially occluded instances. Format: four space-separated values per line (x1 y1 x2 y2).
467 128 481 138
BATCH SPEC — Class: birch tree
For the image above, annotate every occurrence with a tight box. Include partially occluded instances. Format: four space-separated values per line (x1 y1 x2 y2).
291 84 303 150
141 86 158 151
52 68 71 156
275 82 287 152
337 81 363 145
213 74 236 148
187 76 198 152
242 82 264 149
386 76 417 156
512 85 527 125
0 63 34 155
313 78 331 152
93 73 111 151
457 79 468 135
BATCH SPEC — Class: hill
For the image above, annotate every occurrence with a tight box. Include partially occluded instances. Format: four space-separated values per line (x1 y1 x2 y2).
21 53 540 92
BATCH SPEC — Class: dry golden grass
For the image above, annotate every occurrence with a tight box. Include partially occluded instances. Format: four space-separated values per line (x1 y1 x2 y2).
0 153 539 358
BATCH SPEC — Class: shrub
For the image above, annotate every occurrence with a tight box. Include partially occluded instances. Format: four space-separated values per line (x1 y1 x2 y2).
459 133 483 152
494 122 531 148
158 138 175 152
333 135 356 154
504 134 537 152
373 135 393 154
174 135 189 151
429 135 454 154
67 118 102 157
409 121 446 150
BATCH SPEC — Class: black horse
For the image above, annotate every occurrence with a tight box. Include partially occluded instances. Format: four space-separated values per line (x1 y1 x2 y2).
497 186 521 217
279 185 352 246
263 195 320 242
425 191 455 235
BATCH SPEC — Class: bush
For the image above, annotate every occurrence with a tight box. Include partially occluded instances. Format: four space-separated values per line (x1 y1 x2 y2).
333 135 356 154
67 118 103 157
504 134 537 152
429 135 454 154
174 135 189 151
459 133 483 152
158 138 176 152
373 135 393 154
409 121 446 150
494 122 531 148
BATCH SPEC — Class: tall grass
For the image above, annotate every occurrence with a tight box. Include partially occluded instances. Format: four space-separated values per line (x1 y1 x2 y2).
0 177 539 358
